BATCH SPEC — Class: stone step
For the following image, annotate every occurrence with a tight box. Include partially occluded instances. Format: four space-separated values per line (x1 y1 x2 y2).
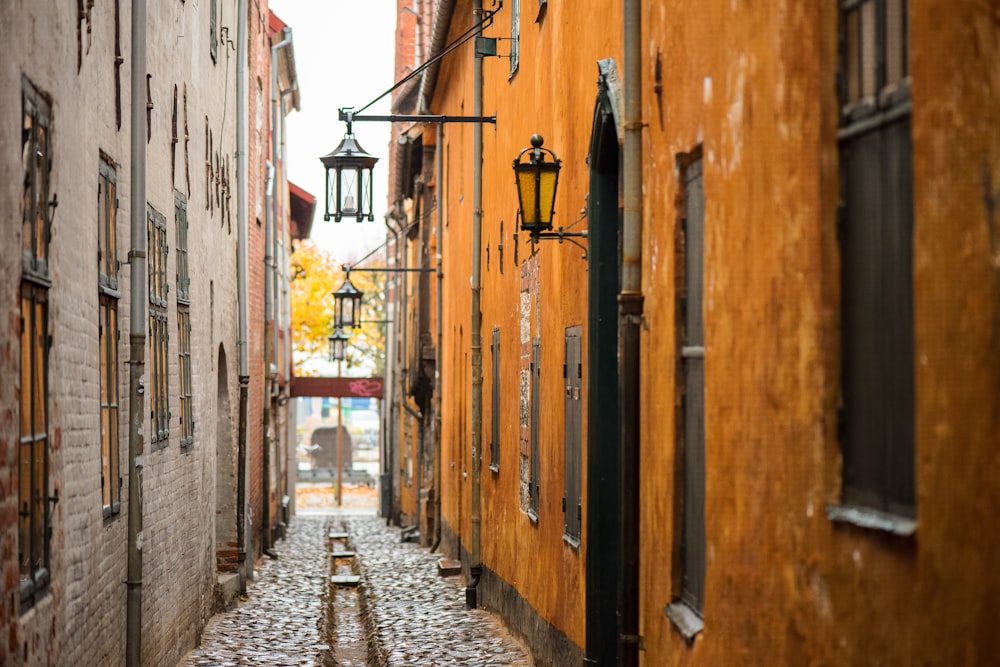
331 575 361 587
331 551 357 560
437 559 462 577
328 531 349 541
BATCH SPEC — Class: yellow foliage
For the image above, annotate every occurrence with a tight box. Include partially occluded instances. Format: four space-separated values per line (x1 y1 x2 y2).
290 240 386 376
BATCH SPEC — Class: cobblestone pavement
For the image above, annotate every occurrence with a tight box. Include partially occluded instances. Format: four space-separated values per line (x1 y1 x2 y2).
177 492 532 666
343 516 532 667
179 515 333 666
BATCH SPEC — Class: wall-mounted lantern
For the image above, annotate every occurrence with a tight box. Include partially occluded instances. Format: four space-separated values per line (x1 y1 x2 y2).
320 118 379 222
332 272 363 329
328 327 350 363
513 134 561 236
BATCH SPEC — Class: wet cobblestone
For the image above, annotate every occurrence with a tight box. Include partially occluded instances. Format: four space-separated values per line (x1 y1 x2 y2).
344 517 532 667
178 516 332 667
177 509 532 666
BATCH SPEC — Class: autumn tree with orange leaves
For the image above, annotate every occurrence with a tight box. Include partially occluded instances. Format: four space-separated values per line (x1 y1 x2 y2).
289 240 386 377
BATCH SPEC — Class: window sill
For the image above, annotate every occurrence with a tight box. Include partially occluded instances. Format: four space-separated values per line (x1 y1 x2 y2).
526 509 538 525
562 534 580 551
488 463 499 474
664 600 703 642
825 503 916 537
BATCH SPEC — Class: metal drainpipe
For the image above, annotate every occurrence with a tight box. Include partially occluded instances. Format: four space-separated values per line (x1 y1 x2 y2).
382 211 401 520
620 0 644 664
235 0 251 595
466 0 485 609
400 210 410 526
431 122 443 551
125 0 147 663
264 27 292 558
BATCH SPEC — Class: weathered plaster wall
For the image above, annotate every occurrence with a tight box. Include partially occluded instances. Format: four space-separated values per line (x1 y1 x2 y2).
639 1 1000 664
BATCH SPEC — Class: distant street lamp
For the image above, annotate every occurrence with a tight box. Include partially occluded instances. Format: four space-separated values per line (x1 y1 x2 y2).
328 327 350 363
332 273 363 330
513 134 562 236
326 325 350 507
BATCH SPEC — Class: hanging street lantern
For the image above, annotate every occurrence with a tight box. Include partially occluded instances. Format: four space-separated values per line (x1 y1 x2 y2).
320 117 379 222
332 272 363 329
513 134 562 236
328 327 350 363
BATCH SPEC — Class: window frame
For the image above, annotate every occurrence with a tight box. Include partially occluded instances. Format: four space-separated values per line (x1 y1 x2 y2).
148 206 170 449
175 191 194 448
832 0 916 529
562 325 582 545
509 0 520 78
19 77 54 610
528 336 540 518
490 327 500 471
99 157 122 518
665 153 706 641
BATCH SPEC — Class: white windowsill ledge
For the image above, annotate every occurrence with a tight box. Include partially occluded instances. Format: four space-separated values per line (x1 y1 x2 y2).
825 503 917 537
665 600 703 642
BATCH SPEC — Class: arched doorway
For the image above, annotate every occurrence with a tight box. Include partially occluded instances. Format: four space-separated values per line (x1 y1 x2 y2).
585 58 623 666
215 344 237 571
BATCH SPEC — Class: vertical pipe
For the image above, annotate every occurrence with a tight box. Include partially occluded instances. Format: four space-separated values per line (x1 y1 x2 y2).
236 0 251 593
400 212 409 524
265 27 292 556
336 358 343 506
620 0 644 664
432 122 444 550
381 213 400 519
125 0 147 663
467 0 484 608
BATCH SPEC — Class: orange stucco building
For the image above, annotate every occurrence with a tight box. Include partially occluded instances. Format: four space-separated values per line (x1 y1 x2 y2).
388 0 1000 664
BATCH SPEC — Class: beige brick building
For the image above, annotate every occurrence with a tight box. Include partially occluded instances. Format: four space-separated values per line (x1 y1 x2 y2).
0 1 303 664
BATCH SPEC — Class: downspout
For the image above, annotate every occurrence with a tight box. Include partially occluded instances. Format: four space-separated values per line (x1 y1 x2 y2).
400 208 410 526
125 0 147 663
382 212 401 519
264 26 292 558
619 0 644 664
466 0 484 609
431 122 443 551
235 0 251 594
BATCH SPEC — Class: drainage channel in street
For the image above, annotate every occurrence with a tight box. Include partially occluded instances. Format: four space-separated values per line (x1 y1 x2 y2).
325 519 374 666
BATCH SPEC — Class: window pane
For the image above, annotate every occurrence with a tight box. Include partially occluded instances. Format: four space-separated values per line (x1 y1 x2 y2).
33 300 46 433
22 111 35 258
843 9 860 105
34 125 48 261
20 295 32 436
860 1 877 98
885 0 907 84
19 441 31 570
108 178 117 281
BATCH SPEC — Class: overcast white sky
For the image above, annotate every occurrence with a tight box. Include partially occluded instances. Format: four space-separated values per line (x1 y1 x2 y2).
269 0 396 263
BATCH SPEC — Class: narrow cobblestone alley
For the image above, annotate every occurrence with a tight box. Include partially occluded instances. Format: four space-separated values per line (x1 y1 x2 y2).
178 487 532 666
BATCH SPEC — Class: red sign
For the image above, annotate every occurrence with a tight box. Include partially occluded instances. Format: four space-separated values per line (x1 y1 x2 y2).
289 376 384 399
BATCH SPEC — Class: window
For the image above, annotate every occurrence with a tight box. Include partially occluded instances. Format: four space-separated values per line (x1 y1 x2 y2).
509 0 520 78
666 155 705 639
563 326 582 543
490 327 500 470
99 158 121 516
529 337 540 516
176 192 194 447
836 0 915 525
148 206 170 448
20 76 53 608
